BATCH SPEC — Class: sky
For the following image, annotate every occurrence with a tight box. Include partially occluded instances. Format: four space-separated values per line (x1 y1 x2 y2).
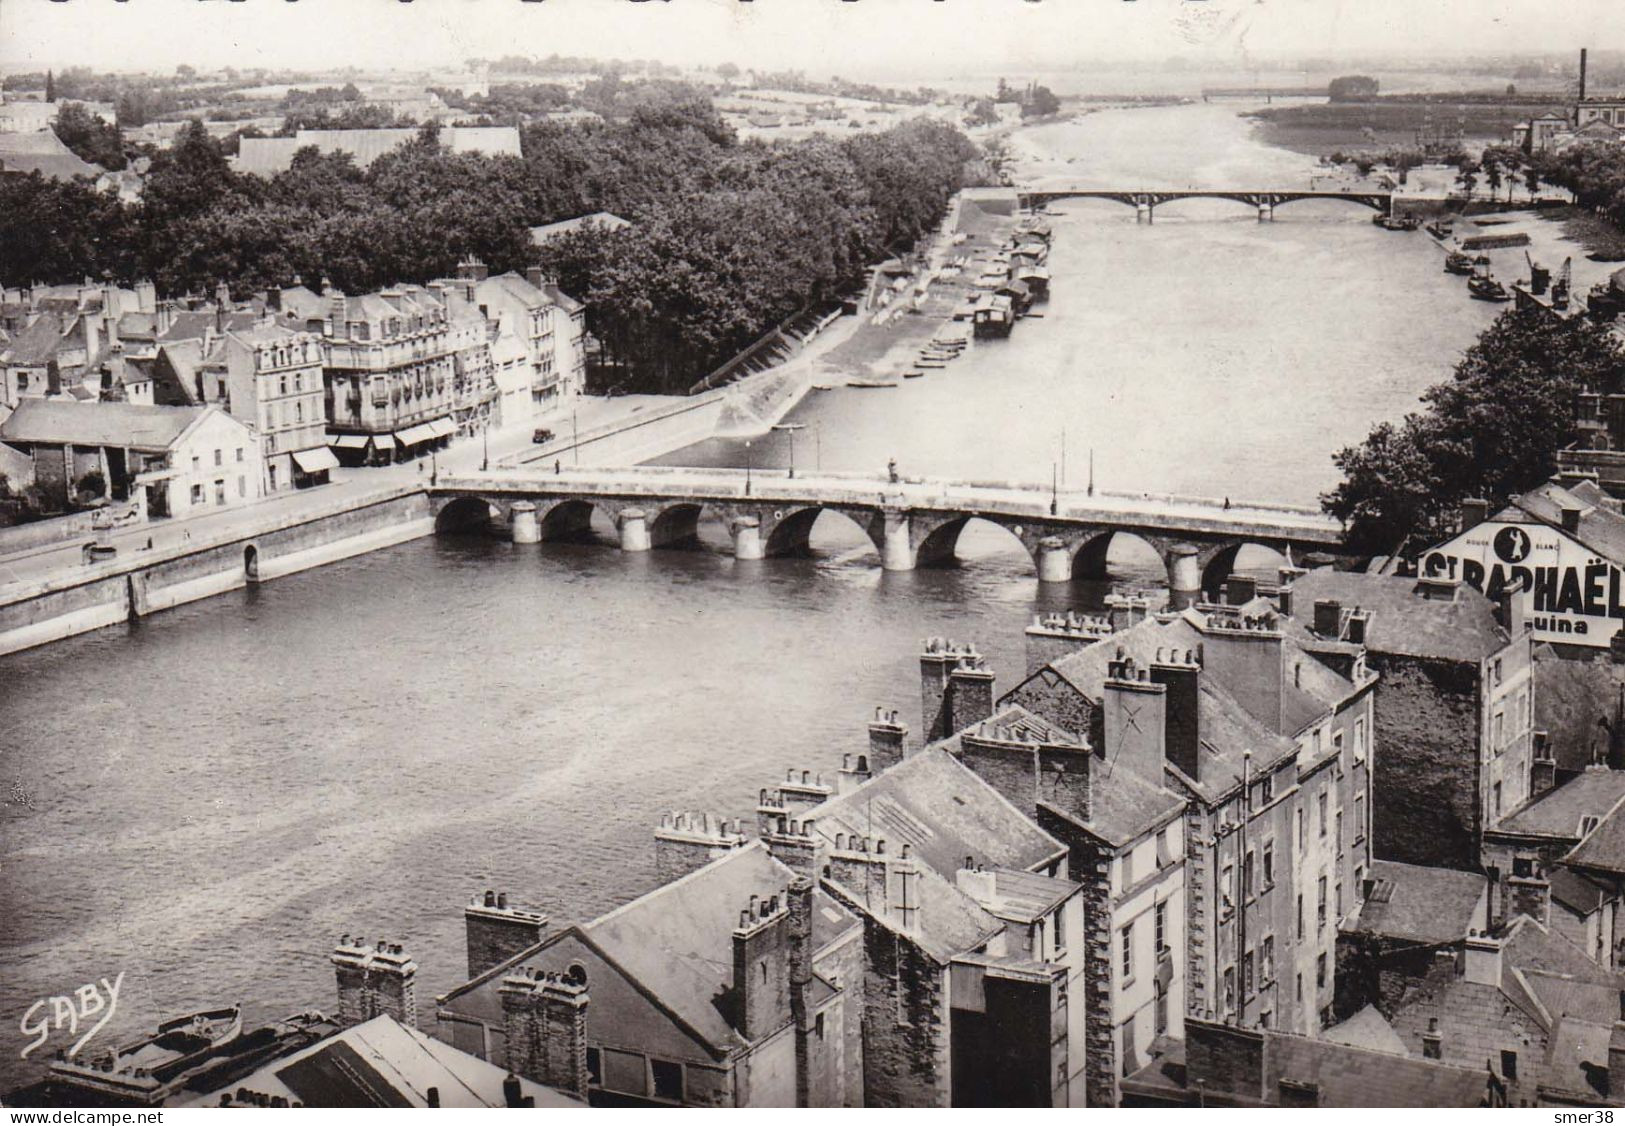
3 0 1625 81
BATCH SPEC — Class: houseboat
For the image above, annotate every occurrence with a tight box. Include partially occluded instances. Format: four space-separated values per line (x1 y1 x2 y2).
973 294 1015 339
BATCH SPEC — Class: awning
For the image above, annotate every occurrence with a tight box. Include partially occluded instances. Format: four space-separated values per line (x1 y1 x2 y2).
426 418 456 439
332 434 370 449
370 434 398 452
397 423 438 446
291 447 340 474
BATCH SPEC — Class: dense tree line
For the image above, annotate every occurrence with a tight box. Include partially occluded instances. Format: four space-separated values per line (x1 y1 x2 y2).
1322 305 1625 553
1 98 981 395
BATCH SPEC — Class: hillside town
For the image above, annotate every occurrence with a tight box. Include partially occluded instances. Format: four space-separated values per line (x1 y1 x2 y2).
18 1 1625 1115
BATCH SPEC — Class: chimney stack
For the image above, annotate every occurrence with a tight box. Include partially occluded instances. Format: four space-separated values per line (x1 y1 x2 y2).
731 892 792 1041
778 768 833 816
920 638 958 742
500 968 590 1100
1313 598 1342 638
867 706 907 773
1224 574 1257 606
465 891 549 979
331 936 417 1028
786 875 815 1108
1562 506 1582 535
655 811 748 884
838 752 872 794
1461 498 1489 532
1581 48 1589 105
947 651 996 735
827 835 890 919
1463 930 1504 986
1102 654 1167 783
1150 647 1201 782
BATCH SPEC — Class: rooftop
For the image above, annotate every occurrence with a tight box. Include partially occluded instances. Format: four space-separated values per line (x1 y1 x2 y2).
1345 860 1486 945
234 126 521 177
1500 479 1625 568
1323 1005 1410 1056
1565 796 1625 876
1493 769 1625 841
529 211 631 244
0 399 216 452
1287 569 1511 664
0 128 101 180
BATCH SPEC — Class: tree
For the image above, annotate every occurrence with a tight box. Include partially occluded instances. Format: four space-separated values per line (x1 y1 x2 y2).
717 62 740 81
54 102 125 171
965 97 999 128
1328 75 1379 101
176 64 197 81
1454 156 1480 197
1022 84 1061 119
1322 305 1625 552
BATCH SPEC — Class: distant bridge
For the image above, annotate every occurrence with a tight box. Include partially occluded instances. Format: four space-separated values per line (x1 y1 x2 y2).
1200 87 1329 102
429 467 1346 603
1016 188 1393 221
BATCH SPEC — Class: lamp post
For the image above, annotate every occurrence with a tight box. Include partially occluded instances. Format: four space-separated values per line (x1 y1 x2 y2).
745 440 753 497
481 423 489 472
772 422 805 479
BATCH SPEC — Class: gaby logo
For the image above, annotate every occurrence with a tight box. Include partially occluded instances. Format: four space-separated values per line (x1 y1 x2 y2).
19 972 125 1061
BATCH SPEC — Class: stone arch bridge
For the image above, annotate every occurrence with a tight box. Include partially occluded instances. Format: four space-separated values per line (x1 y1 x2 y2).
430 469 1346 604
1016 188 1393 222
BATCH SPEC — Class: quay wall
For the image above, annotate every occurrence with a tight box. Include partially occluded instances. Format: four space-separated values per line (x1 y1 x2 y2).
512 393 729 470
0 488 430 657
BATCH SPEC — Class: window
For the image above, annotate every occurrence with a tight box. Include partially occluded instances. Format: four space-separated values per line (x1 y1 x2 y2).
1155 827 1170 868
650 1058 683 1102
1494 658 1503 686
214 448 222 467
235 447 243 463
1296 972 1303 1002
1494 781 1503 816
1582 815 1602 839
1120 922 1134 981
1334 732 1344 758
1297 893 1305 940
1318 792 1328 837
192 455 200 473
1354 718 1367 762
296 401 304 423
586 1047 602 1087
1122 848 1134 889
1336 811 1343 854
1222 863 1235 910
1263 841 1275 887
1243 851 1255 900
1297 808 1306 852
1054 906 1066 954
1260 774 1273 805
1494 711 1505 750
1317 876 1327 932
16 373 27 390
1154 980 1168 1035
1223 966 1236 1011
1260 1010 1272 1030
1154 900 1167 954
815 1012 825 1038
1262 936 1275 983
279 375 288 396
214 480 225 505
237 475 245 498
1335 881 1344 918
1354 794 1365 843
190 483 203 505
1316 952 1327 989
1243 949 1255 997
1120 1017 1137 1078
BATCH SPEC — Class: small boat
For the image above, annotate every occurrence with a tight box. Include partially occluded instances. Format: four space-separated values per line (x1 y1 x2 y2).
47 1006 242 1104
1426 218 1455 240
1374 213 1422 231
1444 251 1475 275
903 369 925 379
846 378 898 388
1468 274 1511 302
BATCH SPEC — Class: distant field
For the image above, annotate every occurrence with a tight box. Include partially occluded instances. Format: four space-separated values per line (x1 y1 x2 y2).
1245 100 1550 156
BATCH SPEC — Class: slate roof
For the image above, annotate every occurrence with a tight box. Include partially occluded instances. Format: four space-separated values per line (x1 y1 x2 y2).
159 310 258 345
0 129 101 179
1346 860 1486 945
0 312 65 365
1324 1004 1410 1056
154 340 204 405
823 852 1003 965
178 1015 579 1108
0 399 208 451
1288 569 1511 664
1539 1017 1611 1102
1551 868 1611 916
1500 480 1625 568
1493 769 1625 841
987 867 1078 922
1504 914 1621 986
584 843 857 1052
1565 798 1625 875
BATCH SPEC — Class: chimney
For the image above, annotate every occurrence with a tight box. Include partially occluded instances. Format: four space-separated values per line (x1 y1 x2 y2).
1461 497 1489 532
731 892 792 1041
1277 582 1293 618
1023 610 1113 674
1104 593 1151 632
655 811 748 884
827 835 890 919
947 651 996 735
331 936 417 1028
267 287 282 313
956 863 999 910
1102 655 1168 782
457 255 489 283
1507 870 1551 927
526 266 546 290
466 891 549 979
1197 613 1286 732
1344 608 1369 646
838 752 872 794
135 279 156 314
82 312 100 366
920 638 959 742
778 768 833 816
156 300 174 336
1037 739 1094 820
1150 647 1201 782
786 875 815 1108
1581 48 1589 104
1313 598 1342 638
1496 575 1528 636
1224 574 1257 606
1562 506 1582 535
500 968 590 1099
1463 930 1504 986
868 706 907 773
1421 1016 1443 1059
763 815 818 879
502 1073 523 1108
756 786 789 837
215 280 231 311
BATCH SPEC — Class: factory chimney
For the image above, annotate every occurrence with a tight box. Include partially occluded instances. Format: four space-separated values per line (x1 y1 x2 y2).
1581 48 1589 104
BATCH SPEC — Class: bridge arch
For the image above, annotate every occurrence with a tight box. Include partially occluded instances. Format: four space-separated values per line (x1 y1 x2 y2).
537 498 609 542
1070 529 1167 583
913 515 1036 573
648 502 707 549
763 505 881 559
1201 542 1290 601
435 495 501 535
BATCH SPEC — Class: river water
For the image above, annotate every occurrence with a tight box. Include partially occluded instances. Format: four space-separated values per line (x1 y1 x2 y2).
0 103 1501 1087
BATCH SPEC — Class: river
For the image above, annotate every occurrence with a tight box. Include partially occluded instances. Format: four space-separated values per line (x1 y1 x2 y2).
0 102 1503 1088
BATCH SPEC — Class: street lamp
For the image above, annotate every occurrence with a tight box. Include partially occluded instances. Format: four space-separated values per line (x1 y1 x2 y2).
745 440 753 496
481 424 489 472
772 422 805 479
